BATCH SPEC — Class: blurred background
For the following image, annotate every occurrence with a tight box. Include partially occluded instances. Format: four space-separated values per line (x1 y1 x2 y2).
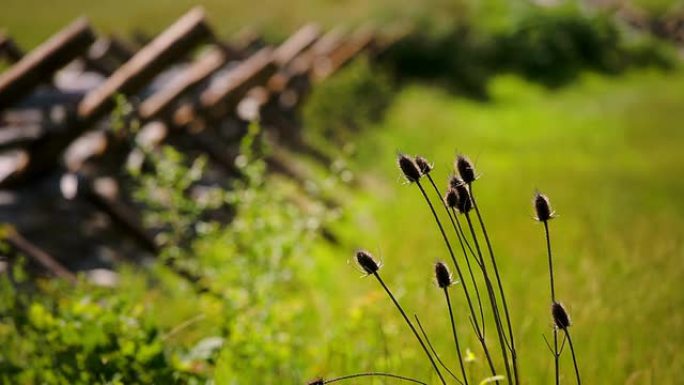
1 0 683 384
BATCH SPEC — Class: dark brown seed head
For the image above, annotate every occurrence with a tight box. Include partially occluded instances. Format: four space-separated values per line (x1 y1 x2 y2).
356 250 380 275
449 175 465 189
534 192 555 222
435 261 453 288
552 302 571 330
415 156 433 175
398 154 422 183
444 188 459 208
456 155 477 184
308 379 324 385
454 183 472 213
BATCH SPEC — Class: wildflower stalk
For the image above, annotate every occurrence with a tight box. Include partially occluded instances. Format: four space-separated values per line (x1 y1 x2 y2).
463 210 513 384
415 314 465 385
444 286 470 385
372 271 448 385
427 174 486 329
355 250 446 384
469 183 520 385
415 180 499 378
543 220 561 385
426 174 494 375
563 328 581 385
314 372 428 384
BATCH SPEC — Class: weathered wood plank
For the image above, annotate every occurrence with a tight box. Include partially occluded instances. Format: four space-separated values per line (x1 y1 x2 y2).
313 26 375 81
272 23 321 67
138 47 227 120
78 7 212 121
85 37 136 75
182 46 275 122
2 226 77 283
0 18 95 109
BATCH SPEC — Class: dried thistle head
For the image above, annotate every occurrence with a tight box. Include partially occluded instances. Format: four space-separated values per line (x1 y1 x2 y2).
398 154 421 183
444 188 459 209
534 192 555 222
456 155 477 184
454 183 472 213
435 261 453 288
552 302 571 330
356 250 380 275
415 156 433 176
449 175 465 189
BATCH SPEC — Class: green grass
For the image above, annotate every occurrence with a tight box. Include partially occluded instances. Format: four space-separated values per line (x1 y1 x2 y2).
308 69 684 384
0 0 463 49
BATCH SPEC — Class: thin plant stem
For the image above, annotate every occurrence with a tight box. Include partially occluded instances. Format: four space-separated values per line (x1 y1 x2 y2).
553 330 560 385
323 372 427 384
543 220 560 385
372 272 448 385
426 175 486 334
464 211 513 384
563 329 581 385
544 221 556 302
415 315 464 385
469 184 520 385
444 288 470 385
415 180 498 377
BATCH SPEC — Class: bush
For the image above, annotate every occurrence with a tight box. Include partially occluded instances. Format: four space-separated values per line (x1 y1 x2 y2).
0 124 332 384
379 4 678 92
303 58 394 144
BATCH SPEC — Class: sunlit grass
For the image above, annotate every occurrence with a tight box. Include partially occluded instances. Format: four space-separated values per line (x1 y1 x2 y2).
310 69 684 384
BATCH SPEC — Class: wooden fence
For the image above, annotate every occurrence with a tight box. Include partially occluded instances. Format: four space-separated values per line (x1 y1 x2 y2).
0 7 400 284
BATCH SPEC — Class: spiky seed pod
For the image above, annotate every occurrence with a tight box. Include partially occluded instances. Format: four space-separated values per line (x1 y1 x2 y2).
449 175 464 189
454 183 472 213
435 261 453 288
444 188 459 208
534 192 555 222
308 379 324 385
398 154 422 183
552 302 571 330
456 155 477 184
415 156 433 175
356 250 380 275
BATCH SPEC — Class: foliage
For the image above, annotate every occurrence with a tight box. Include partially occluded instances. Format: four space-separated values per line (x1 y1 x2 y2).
0 124 332 384
303 58 394 144
0 273 183 385
379 4 678 94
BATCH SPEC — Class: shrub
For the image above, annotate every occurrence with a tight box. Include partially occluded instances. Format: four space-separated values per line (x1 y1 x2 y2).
303 58 394 144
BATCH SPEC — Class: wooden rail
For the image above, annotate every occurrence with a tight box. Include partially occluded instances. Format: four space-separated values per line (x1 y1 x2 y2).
78 7 212 121
0 18 96 108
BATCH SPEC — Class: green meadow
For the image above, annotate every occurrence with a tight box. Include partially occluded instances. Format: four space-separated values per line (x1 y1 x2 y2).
2 0 684 383
309 70 684 384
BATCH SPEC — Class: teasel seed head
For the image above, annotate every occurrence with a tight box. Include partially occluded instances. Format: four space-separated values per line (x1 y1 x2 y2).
398 154 422 183
454 183 472 213
435 261 453 288
356 250 380 275
552 302 571 330
415 156 433 175
456 155 477 184
449 175 465 189
534 192 555 222
444 188 459 209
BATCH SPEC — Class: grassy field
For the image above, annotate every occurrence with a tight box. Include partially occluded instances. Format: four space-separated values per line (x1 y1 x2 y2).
3 1 684 382
306 69 684 384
